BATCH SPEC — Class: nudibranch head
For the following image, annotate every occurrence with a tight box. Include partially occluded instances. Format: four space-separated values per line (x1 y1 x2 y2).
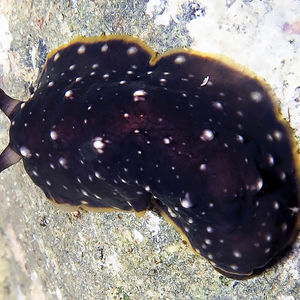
0 35 299 279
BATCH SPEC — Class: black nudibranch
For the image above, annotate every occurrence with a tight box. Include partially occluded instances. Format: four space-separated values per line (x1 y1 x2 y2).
0 36 299 279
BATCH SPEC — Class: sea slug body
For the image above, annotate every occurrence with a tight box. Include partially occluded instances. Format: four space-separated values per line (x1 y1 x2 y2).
0 35 299 279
